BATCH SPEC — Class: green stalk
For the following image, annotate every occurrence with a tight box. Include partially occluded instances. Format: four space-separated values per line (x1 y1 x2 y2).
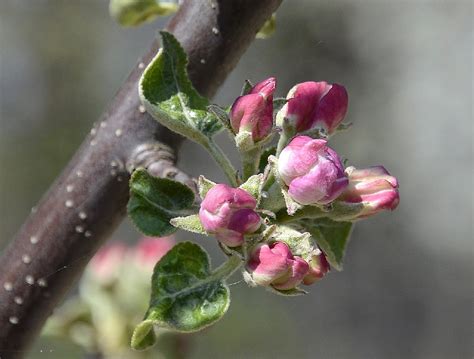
241 147 261 181
204 140 239 187
212 254 243 280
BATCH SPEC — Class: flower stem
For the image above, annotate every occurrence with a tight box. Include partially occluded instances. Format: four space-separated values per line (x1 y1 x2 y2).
212 253 243 280
204 140 239 186
241 147 261 181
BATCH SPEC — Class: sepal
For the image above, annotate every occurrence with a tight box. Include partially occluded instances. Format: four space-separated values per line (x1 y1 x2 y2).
239 174 264 204
198 175 216 199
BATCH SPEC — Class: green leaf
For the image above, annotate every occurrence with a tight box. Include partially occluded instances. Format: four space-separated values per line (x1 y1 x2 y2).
109 0 178 27
256 14 276 39
128 169 195 236
170 214 206 234
268 286 307 297
239 174 264 203
197 175 216 199
139 31 222 144
207 104 233 133
131 320 156 350
135 242 231 344
273 97 287 117
269 225 318 260
304 218 353 271
240 79 254 96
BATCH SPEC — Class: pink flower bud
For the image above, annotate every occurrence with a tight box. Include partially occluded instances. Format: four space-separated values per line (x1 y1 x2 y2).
133 236 175 269
277 81 348 134
278 136 348 205
199 184 261 247
89 242 127 283
302 251 330 285
230 77 276 141
247 242 309 290
336 166 400 219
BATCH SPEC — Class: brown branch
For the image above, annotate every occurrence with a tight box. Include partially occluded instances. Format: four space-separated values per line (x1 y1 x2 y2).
0 0 282 357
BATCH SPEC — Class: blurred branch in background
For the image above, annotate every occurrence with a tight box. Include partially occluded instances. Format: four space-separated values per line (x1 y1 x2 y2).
0 0 282 356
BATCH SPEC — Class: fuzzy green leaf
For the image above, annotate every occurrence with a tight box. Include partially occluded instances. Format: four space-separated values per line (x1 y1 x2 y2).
170 214 206 234
139 31 222 144
240 79 254 96
272 97 287 116
197 175 216 199
240 174 264 204
304 218 353 271
133 242 230 349
109 0 178 27
256 14 276 39
131 320 156 350
269 225 318 260
128 169 195 236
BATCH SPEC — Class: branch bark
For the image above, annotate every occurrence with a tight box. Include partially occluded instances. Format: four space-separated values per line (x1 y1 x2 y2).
0 0 282 356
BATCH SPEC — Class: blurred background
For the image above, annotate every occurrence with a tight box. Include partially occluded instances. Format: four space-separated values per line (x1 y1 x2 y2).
0 0 472 358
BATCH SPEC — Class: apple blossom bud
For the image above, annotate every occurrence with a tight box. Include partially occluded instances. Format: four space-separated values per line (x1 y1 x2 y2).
276 81 348 134
199 184 261 247
246 241 309 290
302 251 330 285
336 166 400 219
230 77 276 142
133 236 175 270
278 136 348 205
89 242 127 283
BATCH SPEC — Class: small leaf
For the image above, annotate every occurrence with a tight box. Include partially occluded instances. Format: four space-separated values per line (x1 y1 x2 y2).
256 14 276 39
207 104 233 133
128 169 195 236
304 218 353 271
137 242 230 335
139 31 222 144
239 174 264 203
269 225 318 260
197 175 216 199
131 320 156 350
170 214 206 234
234 130 255 151
267 286 307 297
273 97 287 116
109 0 178 27
240 79 254 96
282 189 303 215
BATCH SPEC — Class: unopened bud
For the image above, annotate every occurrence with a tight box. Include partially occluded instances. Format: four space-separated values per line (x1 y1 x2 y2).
246 242 309 290
230 77 276 142
276 81 348 135
335 166 399 219
199 184 261 247
278 136 348 205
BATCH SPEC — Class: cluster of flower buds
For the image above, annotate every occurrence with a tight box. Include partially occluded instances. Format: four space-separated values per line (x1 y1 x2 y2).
192 77 399 291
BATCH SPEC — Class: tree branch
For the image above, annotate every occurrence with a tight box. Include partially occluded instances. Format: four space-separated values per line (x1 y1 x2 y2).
0 0 282 356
